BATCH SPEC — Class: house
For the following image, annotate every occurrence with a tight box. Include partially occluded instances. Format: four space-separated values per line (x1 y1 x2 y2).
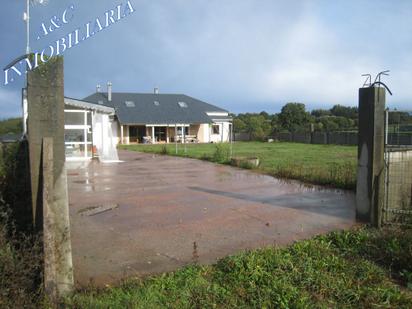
62 84 232 160
64 97 117 161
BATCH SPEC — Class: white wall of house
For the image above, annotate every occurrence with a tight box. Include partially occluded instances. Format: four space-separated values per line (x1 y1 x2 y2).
111 120 119 145
118 125 130 145
92 113 119 161
209 122 231 143
64 106 117 161
197 124 208 143
206 112 232 143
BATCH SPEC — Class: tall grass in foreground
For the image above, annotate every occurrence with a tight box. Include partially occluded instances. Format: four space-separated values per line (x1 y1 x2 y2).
0 213 44 308
121 142 357 189
67 227 412 308
0 143 44 308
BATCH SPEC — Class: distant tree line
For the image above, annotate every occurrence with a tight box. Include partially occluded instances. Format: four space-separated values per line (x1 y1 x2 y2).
233 103 361 141
0 118 22 136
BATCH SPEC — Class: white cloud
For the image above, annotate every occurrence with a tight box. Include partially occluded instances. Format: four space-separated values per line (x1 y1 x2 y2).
20 1 412 113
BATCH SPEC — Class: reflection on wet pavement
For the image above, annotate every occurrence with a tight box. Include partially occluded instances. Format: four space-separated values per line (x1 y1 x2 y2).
68 150 356 287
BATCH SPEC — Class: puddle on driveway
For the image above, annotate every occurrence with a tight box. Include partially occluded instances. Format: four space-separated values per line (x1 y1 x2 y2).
78 204 119 216
73 179 94 185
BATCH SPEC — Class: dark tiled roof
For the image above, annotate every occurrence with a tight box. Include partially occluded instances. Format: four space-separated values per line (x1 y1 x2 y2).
83 92 228 125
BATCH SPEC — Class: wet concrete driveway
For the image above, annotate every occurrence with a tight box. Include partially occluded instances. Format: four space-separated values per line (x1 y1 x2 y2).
68 150 356 287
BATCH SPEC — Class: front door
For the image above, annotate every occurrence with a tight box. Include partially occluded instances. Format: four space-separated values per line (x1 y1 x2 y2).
129 126 139 143
155 127 167 142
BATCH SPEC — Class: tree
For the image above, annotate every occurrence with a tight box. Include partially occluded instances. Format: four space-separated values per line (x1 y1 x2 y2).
317 116 354 132
270 115 281 134
311 109 331 117
246 115 271 140
0 118 22 135
233 118 246 133
278 103 312 132
330 105 358 119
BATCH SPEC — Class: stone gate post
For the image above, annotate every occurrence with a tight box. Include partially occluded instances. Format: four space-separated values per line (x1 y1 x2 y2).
27 56 74 299
356 87 386 227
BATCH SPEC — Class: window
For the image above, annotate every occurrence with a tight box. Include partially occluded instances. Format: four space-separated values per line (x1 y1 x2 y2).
64 110 92 159
177 127 189 135
178 101 188 108
65 112 85 126
98 100 104 105
212 125 220 135
65 129 85 143
154 101 160 106
125 101 135 107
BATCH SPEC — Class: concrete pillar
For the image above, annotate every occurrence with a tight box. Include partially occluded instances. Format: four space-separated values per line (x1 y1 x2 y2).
221 123 224 142
27 57 74 298
356 87 386 226
175 125 178 154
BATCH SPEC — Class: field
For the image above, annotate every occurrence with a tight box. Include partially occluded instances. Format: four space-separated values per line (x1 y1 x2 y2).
0 118 22 136
121 142 358 189
67 227 412 308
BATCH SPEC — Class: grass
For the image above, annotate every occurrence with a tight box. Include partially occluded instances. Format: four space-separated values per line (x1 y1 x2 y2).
0 117 22 136
120 142 357 189
0 217 44 308
66 227 412 308
0 142 44 308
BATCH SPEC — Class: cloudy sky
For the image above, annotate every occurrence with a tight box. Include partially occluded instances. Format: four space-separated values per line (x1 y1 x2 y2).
0 0 411 118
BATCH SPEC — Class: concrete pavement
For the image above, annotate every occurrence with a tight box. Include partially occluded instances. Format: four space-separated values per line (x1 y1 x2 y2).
68 150 356 287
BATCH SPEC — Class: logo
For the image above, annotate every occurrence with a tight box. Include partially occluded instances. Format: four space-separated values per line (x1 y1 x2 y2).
4 1 136 85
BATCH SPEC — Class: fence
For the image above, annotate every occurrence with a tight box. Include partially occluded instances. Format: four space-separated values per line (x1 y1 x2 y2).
235 131 412 146
383 110 412 225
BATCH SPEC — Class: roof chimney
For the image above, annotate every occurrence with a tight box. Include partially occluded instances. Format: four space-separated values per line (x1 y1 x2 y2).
96 84 101 93
154 87 159 94
107 82 112 101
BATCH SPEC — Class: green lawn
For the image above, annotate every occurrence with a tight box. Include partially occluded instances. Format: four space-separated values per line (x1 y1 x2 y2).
0 118 22 136
67 227 412 308
120 142 357 189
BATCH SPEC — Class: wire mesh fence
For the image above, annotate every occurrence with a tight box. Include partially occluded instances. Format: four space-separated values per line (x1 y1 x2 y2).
383 110 412 225
386 110 412 147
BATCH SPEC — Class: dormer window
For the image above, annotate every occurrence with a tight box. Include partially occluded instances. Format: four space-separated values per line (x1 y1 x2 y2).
154 101 160 106
98 100 104 105
178 101 188 108
125 101 135 107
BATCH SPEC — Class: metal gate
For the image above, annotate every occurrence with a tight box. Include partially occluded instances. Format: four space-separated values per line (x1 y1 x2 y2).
382 110 412 225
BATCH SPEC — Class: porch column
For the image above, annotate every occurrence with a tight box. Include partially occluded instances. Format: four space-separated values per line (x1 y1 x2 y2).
221 123 224 142
182 126 185 144
175 125 178 154
166 126 169 143
120 125 124 145
152 126 155 144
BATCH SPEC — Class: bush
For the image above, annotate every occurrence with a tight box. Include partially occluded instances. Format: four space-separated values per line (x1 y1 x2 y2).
160 145 169 155
0 142 33 231
212 144 230 163
0 141 44 308
0 214 43 308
